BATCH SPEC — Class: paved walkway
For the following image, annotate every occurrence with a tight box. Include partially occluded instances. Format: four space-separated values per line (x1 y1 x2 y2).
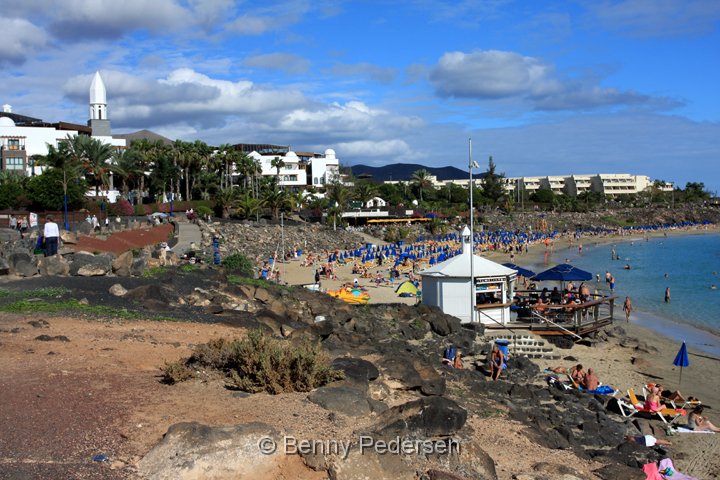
171 219 202 255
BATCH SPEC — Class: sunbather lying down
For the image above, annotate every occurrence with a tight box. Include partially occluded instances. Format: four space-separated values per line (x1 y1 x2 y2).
687 406 720 432
647 383 698 404
625 435 672 447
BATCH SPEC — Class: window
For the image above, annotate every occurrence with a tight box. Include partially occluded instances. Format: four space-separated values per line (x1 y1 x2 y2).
7 138 20 150
5 157 24 170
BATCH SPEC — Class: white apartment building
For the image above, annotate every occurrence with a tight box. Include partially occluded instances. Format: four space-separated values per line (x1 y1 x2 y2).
237 145 340 190
0 71 125 176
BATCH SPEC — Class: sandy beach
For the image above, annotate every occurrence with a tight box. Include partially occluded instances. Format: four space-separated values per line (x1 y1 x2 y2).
275 227 720 417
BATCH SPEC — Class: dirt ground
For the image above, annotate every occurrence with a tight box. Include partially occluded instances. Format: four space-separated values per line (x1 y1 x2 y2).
72 223 174 255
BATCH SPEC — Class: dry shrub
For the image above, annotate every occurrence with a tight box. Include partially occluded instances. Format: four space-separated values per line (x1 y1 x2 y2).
164 330 343 394
161 360 194 384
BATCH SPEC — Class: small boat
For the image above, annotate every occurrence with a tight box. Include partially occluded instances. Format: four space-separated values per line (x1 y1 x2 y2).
327 287 370 304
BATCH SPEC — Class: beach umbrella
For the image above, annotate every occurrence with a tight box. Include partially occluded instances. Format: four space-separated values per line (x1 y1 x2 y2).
502 263 536 278
672 341 690 385
531 263 592 282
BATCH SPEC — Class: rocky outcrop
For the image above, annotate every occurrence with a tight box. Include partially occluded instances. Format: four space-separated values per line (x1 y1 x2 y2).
137 422 290 480
68 252 113 276
7 251 38 277
38 255 70 276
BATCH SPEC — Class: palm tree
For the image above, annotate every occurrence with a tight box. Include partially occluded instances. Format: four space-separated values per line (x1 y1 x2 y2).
353 181 377 207
112 148 144 202
37 140 84 230
263 188 289 220
215 187 238 218
270 156 286 187
129 138 165 204
235 193 264 220
83 137 115 198
326 182 350 231
411 169 433 204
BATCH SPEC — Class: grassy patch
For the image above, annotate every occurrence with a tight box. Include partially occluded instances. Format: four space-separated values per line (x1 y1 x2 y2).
179 263 200 274
161 329 344 393
142 266 166 278
227 274 293 292
0 287 71 299
0 298 173 321
599 216 635 227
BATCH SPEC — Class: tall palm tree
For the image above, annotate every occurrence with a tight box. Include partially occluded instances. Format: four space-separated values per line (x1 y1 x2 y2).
353 181 377 207
83 137 115 198
215 187 238 218
111 148 144 201
411 169 433 204
37 140 84 230
270 156 285 188
129 138 165 204
326 182 350 231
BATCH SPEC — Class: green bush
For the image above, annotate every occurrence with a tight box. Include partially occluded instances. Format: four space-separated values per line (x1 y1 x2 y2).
221 253 254 276
163 330 344 393
161 360 194 384
134 203 146 216
196 205 213 217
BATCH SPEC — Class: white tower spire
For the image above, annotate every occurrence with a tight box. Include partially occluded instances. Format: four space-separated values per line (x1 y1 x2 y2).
89 71 107 120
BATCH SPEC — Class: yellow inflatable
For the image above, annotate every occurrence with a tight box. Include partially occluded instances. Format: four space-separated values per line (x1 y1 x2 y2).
327 287 370 304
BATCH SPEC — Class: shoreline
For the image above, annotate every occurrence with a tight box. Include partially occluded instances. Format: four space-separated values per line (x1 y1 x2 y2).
516 227 720 353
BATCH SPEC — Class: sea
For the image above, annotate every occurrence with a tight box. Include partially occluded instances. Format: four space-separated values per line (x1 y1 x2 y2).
526 232 720 357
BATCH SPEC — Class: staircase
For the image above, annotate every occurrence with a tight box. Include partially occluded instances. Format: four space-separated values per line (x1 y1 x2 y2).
483 332 560 360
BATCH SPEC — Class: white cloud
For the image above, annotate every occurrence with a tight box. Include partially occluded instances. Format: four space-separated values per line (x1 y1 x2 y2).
429 49 683 112
430 50 562 99
0 17 49 65
47 0 191 40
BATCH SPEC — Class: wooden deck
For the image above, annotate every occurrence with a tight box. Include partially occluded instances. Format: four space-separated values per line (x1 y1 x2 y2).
484 291 616 339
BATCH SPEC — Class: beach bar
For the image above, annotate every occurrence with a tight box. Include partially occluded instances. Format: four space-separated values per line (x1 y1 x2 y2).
420 227 518 324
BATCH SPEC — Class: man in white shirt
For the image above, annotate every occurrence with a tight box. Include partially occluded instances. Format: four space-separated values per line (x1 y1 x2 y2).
43 215 60 256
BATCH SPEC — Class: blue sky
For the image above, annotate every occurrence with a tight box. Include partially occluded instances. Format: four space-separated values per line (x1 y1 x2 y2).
1 0 719 192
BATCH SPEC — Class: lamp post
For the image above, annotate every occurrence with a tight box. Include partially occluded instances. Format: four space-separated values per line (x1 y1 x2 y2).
468 138 479 323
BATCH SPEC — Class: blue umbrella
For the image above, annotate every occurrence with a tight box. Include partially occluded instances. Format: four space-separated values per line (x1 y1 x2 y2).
502 263 536 278
672 341 689 385
531 263 592 282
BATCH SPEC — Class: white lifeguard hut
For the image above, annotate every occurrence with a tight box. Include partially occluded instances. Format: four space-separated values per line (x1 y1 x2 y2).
420 226 517 324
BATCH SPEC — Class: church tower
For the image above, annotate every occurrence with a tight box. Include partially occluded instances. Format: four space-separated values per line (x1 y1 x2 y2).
88 71 111 136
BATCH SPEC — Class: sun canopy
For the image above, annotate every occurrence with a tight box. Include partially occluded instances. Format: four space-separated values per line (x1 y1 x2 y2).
395 281 419 296
502 263 535 278
531 263 592 282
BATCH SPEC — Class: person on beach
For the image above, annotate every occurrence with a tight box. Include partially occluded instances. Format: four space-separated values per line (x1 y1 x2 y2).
687 406 720 432
623 296 633 322
665 287 671 303
571 364 586 385
490 345 504 381
582 368 599 390
625 435 672 447
43 215 60 257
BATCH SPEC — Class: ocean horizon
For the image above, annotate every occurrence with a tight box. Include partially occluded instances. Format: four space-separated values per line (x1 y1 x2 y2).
525 231 720 357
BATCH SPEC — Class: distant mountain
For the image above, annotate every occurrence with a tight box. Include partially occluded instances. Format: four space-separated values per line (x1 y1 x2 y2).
349 163 485 182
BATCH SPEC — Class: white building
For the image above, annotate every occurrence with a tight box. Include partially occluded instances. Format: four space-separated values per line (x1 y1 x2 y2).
238 145 340 189
420 227 517 324
0 71 125 176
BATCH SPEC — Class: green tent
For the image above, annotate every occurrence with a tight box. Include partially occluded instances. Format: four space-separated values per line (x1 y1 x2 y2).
395 281 418 296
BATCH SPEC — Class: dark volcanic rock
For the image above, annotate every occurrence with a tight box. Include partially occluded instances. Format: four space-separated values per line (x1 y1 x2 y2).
371 396 467 438
331 357 379 384
8 251 37 277
68 253 112 276
307 385 371 417
35 335 70 342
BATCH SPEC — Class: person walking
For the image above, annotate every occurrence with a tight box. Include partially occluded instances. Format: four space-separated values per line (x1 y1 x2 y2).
623 296 633 322
664 287 671 303
43 215 60 257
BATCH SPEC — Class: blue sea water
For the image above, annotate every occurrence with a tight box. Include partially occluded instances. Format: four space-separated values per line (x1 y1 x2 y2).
526 232 720 356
